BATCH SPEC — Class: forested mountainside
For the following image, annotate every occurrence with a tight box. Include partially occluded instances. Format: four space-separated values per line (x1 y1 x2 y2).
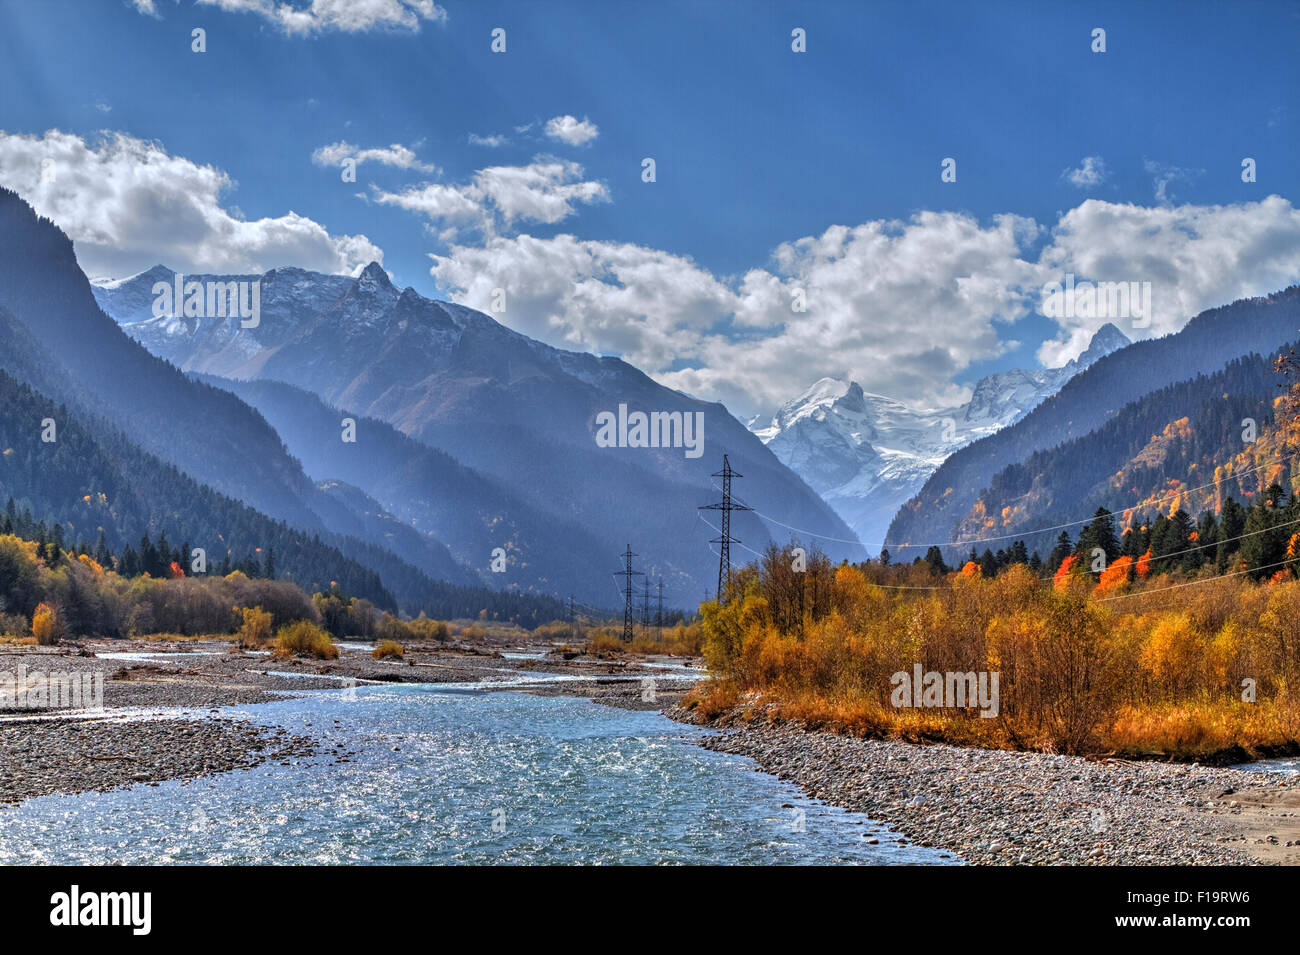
946 350 1295 562
195 374 613 597
0 190 576 624
0 365 394 607
0 361 575 624
887 286 1300 556
0 189 509 602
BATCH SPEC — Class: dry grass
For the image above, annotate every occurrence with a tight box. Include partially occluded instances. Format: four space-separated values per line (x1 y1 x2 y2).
372 639 404 660
271 621 339 660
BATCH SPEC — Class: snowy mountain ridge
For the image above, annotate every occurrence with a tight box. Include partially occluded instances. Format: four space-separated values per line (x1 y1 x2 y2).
750 323 1131 551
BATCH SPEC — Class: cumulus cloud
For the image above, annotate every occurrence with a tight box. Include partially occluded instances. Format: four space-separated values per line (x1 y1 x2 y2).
132 0 160 18
1062 155 1106 188
373 159 608 238
0 129 382 278
430 213 1043 416
430 233 730 362
192 0 447 34
1035 195 1300 365
468 133 509 148
311 140 435 172
543 115 599 146
425 197 1300 418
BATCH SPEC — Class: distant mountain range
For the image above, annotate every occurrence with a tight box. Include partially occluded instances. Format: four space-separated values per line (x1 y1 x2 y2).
10 179 1299 611
90 260 863 608
749 324 1131 551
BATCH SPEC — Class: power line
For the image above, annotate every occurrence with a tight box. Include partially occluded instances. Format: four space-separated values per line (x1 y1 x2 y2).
1096 555 1297 602
718 518 1300 602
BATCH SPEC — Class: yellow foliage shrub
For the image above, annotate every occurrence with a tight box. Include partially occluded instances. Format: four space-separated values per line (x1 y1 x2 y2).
272 621 338 660
32 602 62 645
235 606 273 648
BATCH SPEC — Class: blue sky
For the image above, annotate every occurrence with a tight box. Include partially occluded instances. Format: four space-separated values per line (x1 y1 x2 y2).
1 0 1299 418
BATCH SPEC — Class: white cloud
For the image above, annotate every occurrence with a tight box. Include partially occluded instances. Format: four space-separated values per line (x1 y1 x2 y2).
426 198 1300 419
0 129 382 278
132 0 160 18
543 115 599 147
192 0 447 34
311 140 435 172
1035 195 1300 365
468 133 509 148
1063 155 1106 188
429 213 1043 417
373 159 608 238
430 233 729 361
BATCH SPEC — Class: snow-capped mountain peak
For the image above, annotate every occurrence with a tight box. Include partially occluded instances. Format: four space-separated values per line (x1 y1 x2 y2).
752 324 1131 551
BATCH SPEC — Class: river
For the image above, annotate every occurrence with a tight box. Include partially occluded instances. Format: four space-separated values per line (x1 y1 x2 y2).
0 681 959 865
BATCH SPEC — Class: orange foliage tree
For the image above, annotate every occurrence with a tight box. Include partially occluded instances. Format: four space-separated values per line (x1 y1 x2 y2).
1053 554 1078 590
1096 554 1134 595
1135 548 1153 580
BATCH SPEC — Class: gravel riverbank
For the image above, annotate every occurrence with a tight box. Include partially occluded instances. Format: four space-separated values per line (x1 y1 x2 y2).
672 711 1300 865
0 717 316 806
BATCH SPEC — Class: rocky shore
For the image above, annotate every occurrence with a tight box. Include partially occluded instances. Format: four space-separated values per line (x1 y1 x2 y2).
673 711 1300 865
0 717 316 805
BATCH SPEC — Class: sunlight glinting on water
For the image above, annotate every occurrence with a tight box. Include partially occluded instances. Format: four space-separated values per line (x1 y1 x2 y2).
0 685 958 866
